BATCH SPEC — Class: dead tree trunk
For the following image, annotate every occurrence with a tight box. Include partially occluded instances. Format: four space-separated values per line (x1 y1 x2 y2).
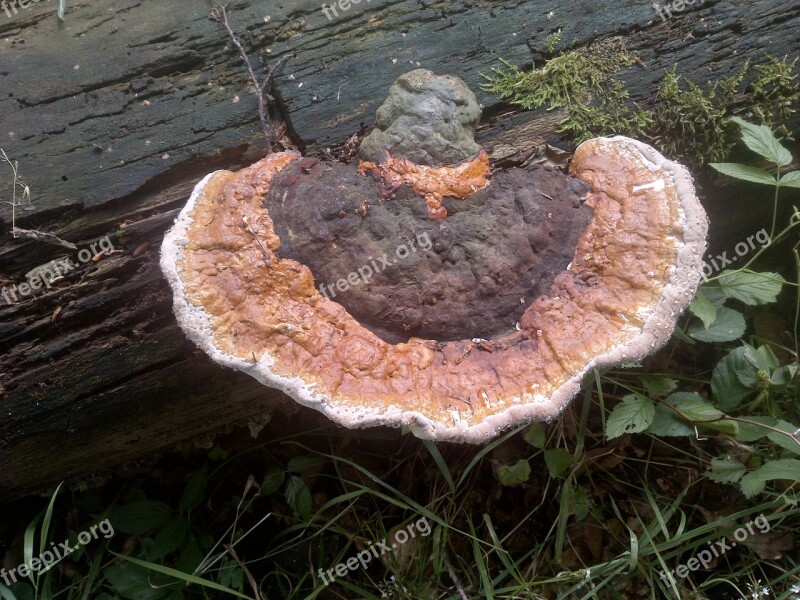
0 0 798 500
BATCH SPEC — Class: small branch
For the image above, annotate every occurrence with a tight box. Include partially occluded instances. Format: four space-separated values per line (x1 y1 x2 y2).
10 228 77 250
442 548 469 600
211 1 287 153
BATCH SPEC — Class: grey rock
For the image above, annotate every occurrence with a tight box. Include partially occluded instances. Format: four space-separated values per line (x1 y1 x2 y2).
358 69 482 166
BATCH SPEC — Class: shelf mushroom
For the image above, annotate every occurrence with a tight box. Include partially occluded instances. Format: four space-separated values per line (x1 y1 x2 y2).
160 70 708 443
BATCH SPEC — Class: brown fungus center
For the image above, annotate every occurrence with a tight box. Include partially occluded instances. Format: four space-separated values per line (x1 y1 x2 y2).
263 156 593 343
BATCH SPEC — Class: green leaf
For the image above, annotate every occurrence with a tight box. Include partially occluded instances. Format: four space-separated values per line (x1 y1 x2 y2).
748 344 781 371
110 501 172 536
689 293 718 329
646 404 695 437
779 170 800 188
109 553 253 599
709 162 777 185
739 459 800 499
735 416 779 441
711 346 758 410
285 475 312 520
738 418 800 456
287 455 325 473
706 457 746 484
494 459 532 487
571 485 590 521
544 449 574 478
700 419 739 435
687 307 746 342
104 562 178 600
606 394 655 439
730 116 793 167
176 541 204 575
666 392 723 422
147 517 188 561
261 470 285 495
771 364 797 386
642 375 678 398
180 464 208 512
522 423 547 449
718 271 785 305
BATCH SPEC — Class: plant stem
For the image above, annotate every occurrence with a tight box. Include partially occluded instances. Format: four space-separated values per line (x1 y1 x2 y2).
770 164 781 240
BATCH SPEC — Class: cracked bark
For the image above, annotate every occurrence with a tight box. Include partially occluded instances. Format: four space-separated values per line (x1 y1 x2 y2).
0 0 797 500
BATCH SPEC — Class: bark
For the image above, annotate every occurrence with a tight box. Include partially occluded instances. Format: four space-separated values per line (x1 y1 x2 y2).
0 0 798 500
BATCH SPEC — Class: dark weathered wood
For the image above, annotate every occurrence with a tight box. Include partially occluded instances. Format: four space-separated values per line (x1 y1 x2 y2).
0 0 798 500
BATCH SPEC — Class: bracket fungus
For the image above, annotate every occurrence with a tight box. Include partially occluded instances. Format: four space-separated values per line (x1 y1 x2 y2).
160 69 708 443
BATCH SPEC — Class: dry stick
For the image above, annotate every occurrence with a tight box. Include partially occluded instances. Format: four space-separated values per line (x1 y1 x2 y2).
211 1 287 153
442 548 469 600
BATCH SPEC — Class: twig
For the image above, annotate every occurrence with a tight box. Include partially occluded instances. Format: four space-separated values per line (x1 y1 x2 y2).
11 227 77 250
211 1 287 152
442 548 469 600
1 148 32 238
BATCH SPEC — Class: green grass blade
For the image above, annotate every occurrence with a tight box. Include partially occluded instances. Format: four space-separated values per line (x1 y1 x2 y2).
40 483 63 555
110 552 254 599
421 439 456 495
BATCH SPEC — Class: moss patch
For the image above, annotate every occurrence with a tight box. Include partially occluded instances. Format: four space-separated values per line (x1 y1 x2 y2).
482 41 799 167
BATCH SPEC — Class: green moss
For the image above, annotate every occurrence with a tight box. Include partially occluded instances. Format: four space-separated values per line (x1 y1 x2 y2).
481 37 635 110
544 29 562 54
482 42 799 167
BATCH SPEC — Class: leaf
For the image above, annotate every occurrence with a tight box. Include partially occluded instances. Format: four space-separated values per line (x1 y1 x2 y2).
779 170 800 188
689 293 718 329
706 457 746 484
718 271 785 305
646 404 695 437
687 307 746 342
739 459 800 499
109 553 252 599
110 501 172 536
494 459 532 487
571 485 590 521
606 394 655 439
737 418 800 456
666 392 723 422
285 475 312 520
104 562 178 600
711 346 758 410
261 470 285 495
642 375 678 398
700 419 739 435
287 455 325 473
146 517 188 561
180 464 208 512
771 364 797 386
735 416 779 441
544 449 574 478
522 423 547 449
730 116 793 167
709 162 777 185
751 345 781 371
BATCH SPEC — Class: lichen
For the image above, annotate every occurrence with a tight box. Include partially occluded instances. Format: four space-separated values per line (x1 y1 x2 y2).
482 41 799 167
